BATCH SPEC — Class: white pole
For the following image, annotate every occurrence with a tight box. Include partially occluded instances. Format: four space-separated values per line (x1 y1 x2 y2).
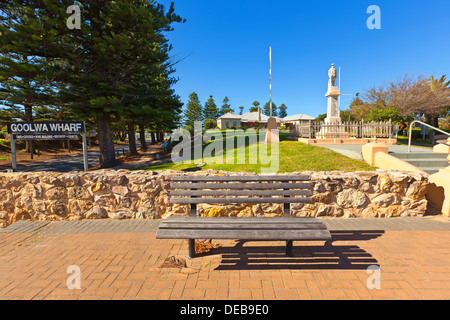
338 66 341 109
82 121 89 172
10 134 17 172
269 46 272 117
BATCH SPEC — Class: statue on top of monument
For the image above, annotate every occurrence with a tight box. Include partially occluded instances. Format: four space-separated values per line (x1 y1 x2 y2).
328 63 337 88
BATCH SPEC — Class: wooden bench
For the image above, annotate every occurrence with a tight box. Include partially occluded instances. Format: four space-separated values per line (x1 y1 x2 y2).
156 175 331 258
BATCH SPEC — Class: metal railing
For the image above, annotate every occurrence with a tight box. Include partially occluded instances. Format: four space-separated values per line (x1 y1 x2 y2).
407 120 450 153
290 120 392 139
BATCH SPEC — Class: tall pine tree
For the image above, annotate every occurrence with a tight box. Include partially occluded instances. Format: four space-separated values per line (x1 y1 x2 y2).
263 101 277 117
219 96 233 116
184 92 203 129
0 0 184 168
278 103 287 118
203 95 218 120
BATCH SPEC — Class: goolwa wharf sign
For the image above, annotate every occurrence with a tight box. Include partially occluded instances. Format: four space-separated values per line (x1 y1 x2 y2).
6 121 88 172
7 121 85 140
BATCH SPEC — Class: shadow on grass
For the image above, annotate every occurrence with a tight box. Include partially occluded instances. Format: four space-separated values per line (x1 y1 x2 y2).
181 166 202 172
197 230 384 270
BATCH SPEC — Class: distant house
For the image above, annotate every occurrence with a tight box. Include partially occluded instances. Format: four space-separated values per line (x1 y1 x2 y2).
216 109 314 130
240 109 270 128
217 108 268 129
216 113 242 129
282 114 315 126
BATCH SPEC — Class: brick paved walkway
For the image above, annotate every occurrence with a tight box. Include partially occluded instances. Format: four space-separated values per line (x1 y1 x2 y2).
0 218 449 300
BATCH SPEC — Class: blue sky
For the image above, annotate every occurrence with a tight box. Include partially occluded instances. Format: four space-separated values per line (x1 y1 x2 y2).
159 0 450 118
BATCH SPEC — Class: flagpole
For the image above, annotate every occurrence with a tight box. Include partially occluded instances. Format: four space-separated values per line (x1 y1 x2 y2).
338 66 341 109
269 46 272 117
338 66 354 120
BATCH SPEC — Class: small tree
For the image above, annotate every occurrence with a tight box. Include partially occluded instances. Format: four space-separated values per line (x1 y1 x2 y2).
250 101 260 112
278 103 287 118
263 101 277 117
184 92 203 128
365 107 411 124
203 95 218 120
315 113 327 122
348 93 371 121
220 96 233 115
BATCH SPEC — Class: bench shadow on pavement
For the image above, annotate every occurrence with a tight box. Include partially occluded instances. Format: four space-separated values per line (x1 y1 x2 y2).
205 230 384 271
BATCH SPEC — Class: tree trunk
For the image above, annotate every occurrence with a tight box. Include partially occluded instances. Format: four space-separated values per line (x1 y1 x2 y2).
426 115 439 128
24 103 34 158
96 113 118 168
139 124 147 150
151 132 156 144
127 122 138 155
425 114 440 143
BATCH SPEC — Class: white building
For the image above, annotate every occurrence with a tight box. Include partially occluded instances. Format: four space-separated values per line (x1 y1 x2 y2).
282 114 315 125
216 109 314 130
216 113 243 129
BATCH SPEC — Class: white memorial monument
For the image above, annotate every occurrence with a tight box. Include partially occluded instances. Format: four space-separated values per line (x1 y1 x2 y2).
325 63 341 124
316 63 342 138
324 63 341 124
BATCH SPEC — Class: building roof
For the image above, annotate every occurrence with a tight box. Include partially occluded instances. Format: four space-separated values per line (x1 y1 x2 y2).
282 114 315 122
217 112 243 120
241 111 270 123
217 111 315 123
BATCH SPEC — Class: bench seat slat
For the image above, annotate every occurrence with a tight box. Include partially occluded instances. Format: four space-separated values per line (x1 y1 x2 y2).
170 175 310 182
171 182 311 190
160 217 321 223
170 197 312 204
171 190 313 197
159 223 326 230
156 229 331 241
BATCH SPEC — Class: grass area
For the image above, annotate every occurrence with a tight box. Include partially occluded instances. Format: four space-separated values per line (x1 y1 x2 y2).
142 131 375 173
396 134 433 148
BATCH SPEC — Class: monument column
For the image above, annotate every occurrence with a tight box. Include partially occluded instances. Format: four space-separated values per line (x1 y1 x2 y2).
325 63 341 124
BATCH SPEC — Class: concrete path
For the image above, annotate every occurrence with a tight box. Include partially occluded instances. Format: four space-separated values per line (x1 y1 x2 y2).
319 144 433 160
0 218 448 300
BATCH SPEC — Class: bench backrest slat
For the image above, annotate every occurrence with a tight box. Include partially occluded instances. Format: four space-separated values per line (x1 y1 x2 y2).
170 189 312 197
170 197 312 204
171 182 311 190
170 175 310 182
169 175 312 215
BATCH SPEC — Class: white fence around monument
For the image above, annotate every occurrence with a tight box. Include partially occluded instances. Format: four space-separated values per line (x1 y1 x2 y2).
290 120 393 139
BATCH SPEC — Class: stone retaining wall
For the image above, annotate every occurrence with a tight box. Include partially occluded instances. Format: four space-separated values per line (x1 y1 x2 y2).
0 169 433 228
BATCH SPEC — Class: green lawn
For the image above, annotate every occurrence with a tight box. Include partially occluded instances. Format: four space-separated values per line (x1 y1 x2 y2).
142 131 375 173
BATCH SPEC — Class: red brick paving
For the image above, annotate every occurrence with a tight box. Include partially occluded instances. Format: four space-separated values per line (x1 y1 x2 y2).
0 230 449 300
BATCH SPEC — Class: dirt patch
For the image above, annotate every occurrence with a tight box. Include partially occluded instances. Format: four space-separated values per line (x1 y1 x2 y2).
0 139 89 170
0 138 167 171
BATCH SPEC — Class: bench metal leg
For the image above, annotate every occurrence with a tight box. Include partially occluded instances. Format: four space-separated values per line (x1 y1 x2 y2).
188 239 195 258
286 240 293 257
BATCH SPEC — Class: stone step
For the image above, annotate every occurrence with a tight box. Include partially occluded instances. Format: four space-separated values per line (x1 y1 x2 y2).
420 167 444 175
391 152 448 160
390 152 448 175
403 159 449 168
